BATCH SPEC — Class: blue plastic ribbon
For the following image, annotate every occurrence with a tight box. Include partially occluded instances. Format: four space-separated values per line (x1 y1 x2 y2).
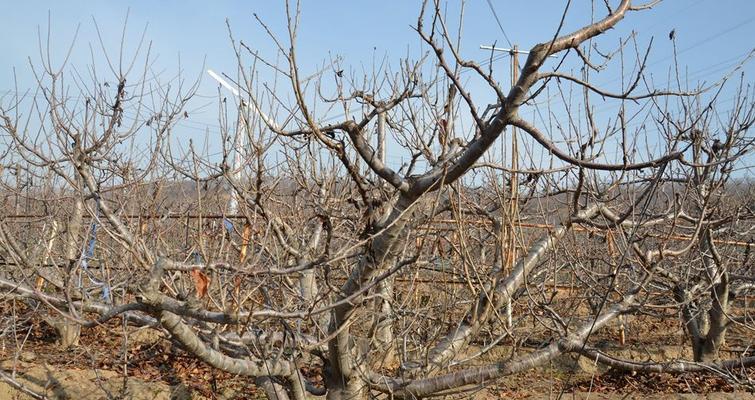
223 217 234 234
193 251 203 265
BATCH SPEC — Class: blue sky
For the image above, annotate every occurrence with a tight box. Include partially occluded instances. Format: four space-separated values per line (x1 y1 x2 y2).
1 1 754 173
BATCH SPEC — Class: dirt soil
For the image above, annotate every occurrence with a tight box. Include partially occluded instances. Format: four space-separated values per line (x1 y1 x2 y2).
0 359 186 399
0 319 269 399
0 308 753 399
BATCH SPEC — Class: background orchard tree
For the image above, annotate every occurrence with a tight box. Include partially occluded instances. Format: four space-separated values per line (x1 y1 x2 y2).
1 0 754 399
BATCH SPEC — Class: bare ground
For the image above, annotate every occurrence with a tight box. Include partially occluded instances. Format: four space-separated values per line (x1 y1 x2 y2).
1 304 752 399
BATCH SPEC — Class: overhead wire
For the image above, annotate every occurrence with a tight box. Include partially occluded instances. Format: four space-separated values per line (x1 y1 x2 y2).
485 0 514 48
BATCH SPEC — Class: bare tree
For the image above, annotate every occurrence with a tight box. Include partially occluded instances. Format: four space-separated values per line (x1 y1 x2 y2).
2 1 754 399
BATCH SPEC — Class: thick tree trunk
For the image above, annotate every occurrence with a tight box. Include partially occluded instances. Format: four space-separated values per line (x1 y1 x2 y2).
372 278 397 368
324 368 368 400
326 196 413 399
699 272 729 362
49 197 84 349
679 230 730 363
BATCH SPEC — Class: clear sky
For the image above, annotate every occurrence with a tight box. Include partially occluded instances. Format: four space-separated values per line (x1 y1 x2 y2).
1 1 754 172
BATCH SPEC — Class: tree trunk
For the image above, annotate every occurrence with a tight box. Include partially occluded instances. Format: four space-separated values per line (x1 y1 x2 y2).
682 230 730 363
372 278 397 368
324 368 368 400
49 196 84 349
326 196 413 400
699 271 729 362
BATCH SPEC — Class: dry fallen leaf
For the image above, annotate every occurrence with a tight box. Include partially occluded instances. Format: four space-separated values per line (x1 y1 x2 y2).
190 268 210 299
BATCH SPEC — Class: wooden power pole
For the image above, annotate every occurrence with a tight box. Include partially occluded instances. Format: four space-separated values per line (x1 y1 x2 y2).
504 45 520 329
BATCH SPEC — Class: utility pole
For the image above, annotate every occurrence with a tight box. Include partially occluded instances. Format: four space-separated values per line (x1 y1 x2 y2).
377 111 386 164
363 109 385 178
506 46 520 329
480 44 532 329
509 45 519 234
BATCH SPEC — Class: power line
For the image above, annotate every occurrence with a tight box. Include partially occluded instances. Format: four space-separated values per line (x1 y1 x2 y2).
485 0 513 48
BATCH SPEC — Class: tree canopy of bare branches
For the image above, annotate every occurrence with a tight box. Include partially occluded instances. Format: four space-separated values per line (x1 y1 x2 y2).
1 1 754 399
